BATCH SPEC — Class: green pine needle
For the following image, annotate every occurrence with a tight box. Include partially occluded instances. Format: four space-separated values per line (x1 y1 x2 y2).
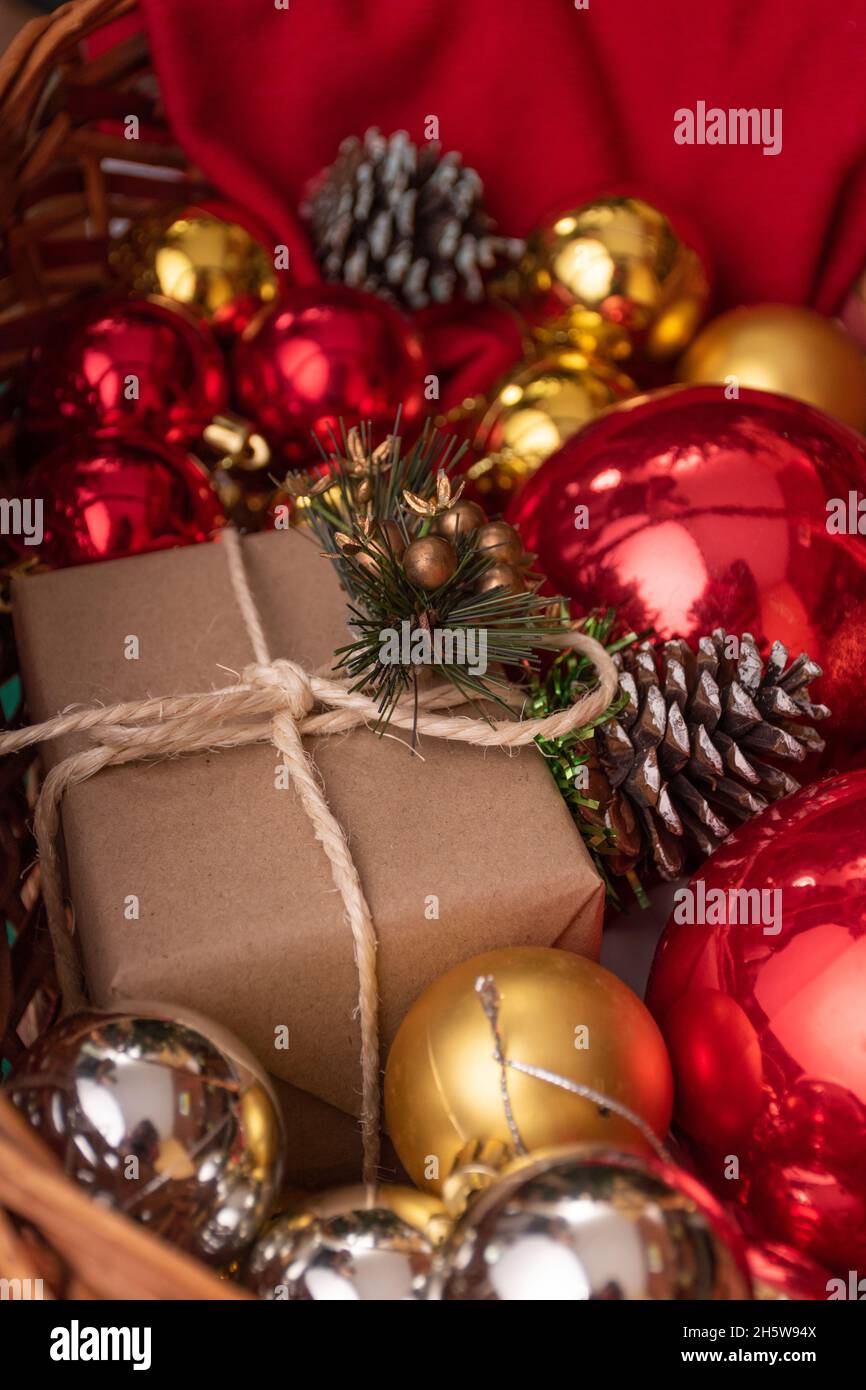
287 419 573 734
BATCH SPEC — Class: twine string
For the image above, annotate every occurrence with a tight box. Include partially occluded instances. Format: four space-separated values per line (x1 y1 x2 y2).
474 974 672 1165
0 529 619 1183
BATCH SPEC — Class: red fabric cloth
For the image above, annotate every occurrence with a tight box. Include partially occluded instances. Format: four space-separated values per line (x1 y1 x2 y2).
138 0 866 397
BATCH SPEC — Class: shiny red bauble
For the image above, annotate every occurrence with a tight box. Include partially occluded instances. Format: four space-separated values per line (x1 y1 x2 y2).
23 431 224 567
506 386 866 711
233 285 426 463
820 597 866 749
26 296 228 445
746 1242 833 1301
647 771 866 1274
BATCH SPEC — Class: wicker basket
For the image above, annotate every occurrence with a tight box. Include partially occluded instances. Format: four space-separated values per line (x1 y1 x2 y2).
0 0 246 1300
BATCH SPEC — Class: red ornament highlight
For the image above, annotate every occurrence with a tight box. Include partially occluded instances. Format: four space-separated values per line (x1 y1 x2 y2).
23 431 224 567
506 386 866 718
820 597 866 750
26 296 228 445
746 1242 833 1301
233 285 426 463
647 770 866 1274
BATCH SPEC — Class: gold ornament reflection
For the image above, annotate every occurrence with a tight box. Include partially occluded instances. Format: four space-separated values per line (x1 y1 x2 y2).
503 196 709 363
468 350 636 507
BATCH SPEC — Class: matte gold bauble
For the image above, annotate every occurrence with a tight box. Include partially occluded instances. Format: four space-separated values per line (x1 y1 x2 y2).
242 1184 449 1300
403 535 457 590
110 209 278 328
431 498 487 542
677 304 866 430
384 946 673 1194
468 351 636 510
475 561 525 595
514 196 709 361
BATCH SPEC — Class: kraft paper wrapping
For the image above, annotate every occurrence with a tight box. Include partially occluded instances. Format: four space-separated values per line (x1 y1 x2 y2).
12 529 604 1186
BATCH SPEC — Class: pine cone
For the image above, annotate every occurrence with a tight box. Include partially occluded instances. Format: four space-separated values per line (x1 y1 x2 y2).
581 630 829 881
302 128 523 310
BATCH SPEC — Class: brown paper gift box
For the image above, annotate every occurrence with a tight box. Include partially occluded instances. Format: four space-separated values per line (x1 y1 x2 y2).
12 529 604 1186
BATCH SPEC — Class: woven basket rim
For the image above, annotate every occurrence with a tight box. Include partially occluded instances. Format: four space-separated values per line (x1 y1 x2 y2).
0 0 249 1301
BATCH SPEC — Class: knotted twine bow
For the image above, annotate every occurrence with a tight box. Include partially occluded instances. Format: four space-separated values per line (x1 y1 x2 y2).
0 529 619 1181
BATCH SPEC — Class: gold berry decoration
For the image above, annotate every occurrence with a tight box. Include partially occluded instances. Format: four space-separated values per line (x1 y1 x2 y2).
476 561 525 595
292 424 571 728
403 535 458 591
431 498 487 542
476 520 524 566
374 519 406 561
332 515 405 577
403 468 465 518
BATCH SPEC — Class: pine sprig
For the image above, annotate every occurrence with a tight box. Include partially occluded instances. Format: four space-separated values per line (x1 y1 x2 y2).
526 609 647 909
287 420 572 732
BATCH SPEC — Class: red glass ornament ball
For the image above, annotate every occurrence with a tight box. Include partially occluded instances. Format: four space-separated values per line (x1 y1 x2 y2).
647 770 866 1274
746 1242 833 1301
820 597 866 747
233 285 426 462
26 296 228 445
24 431 224 567
506 385 866 688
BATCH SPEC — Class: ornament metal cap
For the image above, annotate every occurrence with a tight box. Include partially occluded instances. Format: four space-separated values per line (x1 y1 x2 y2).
441 1137 513 1218
202 413 271 471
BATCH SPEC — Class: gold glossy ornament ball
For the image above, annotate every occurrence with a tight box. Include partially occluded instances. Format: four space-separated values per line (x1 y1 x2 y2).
403 535 458 590
242 1184 449 1300
677 304 866 431
431 498 487 542
468 351 636 510
110 209 278 329
384 946 673 1194
514 196 709 362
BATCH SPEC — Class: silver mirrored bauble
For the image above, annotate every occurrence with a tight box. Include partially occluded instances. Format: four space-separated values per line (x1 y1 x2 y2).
435 1147 752 1301
5 1008 283 1262
242 1184 449 1300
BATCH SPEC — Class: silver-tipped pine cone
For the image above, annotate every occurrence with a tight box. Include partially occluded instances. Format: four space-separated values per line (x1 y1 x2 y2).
302 128 523 310
582 630 829 881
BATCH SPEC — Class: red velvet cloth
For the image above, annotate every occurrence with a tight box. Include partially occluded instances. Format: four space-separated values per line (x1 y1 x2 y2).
137 0 866 400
